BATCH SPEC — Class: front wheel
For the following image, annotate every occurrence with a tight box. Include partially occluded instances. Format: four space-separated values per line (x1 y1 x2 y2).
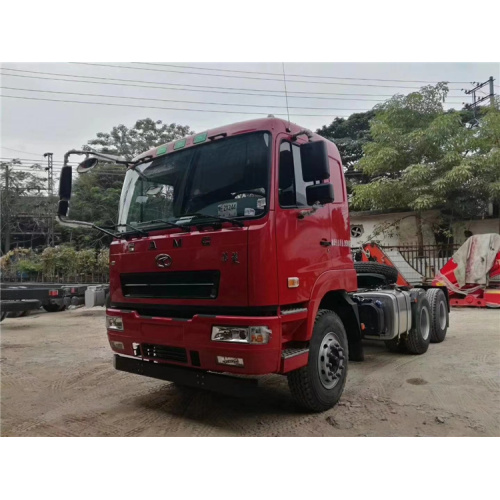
287 310 348 412
42 303 66 313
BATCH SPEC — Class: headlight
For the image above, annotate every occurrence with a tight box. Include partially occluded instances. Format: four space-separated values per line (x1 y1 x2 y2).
211 326 271 344
106 315 124 331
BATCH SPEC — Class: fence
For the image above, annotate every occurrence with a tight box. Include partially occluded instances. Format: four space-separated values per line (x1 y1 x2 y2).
383 244 459 282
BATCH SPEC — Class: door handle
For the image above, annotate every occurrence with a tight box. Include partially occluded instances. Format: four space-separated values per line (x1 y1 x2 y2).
320 239 332 247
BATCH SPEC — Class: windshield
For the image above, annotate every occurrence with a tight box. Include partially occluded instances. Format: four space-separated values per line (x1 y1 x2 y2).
118 131 271 230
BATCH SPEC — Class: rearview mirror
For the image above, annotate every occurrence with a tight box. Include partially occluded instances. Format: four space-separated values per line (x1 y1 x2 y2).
300 141 330 182
77 157 99 173
58 200 69 217
306 183 334 206
59 165 73 200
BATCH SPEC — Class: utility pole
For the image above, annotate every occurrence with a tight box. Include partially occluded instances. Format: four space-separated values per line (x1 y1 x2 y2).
489 76 495 107
44 152 54 247
463 77 496 120
2 164 11 253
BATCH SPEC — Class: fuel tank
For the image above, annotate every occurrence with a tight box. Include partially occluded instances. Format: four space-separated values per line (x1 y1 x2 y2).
354 289 412 340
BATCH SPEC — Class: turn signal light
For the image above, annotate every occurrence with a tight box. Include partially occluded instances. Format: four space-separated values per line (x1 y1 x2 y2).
288 277 300 288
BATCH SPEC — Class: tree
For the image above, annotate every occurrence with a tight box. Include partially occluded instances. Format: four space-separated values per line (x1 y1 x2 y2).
317 110 375 169
351 85 500 241
1 160 50 254
85 118 194 159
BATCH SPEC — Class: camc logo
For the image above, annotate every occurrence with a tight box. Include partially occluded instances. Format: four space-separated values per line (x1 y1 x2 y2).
155 254 172 268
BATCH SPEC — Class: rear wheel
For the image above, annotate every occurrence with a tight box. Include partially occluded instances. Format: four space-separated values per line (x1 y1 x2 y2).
385 336 407 353
287 310 348 412
426 288 448 343
406 290 431 354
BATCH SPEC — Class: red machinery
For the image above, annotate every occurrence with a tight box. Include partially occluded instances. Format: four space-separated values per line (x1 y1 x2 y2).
432 236 500 308
356 239 500 308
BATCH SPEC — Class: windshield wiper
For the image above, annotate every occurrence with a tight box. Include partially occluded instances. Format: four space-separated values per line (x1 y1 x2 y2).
114 223 149 236
144 219 191 232
184 212 244 228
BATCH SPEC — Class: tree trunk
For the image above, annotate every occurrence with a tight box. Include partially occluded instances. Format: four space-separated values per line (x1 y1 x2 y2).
416 211 424 257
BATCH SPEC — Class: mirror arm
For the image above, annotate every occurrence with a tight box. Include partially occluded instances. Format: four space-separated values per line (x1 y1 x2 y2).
298 202 323 220
56 215 117 237
63 150 132 168
291 129 313 141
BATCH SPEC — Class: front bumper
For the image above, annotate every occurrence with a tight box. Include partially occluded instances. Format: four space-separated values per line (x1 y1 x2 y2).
114 355 260 397
106 308 282 375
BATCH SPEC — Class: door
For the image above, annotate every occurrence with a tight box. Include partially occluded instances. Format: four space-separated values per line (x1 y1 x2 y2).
275 139 332 305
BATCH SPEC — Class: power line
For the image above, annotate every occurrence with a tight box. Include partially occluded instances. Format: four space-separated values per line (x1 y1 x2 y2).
74 62 466 91
0 85 384 112
0 94 355 117
132 62 474 84
0 146 44 157
0 67 468 101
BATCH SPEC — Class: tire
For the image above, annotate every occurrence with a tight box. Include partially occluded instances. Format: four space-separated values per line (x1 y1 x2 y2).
42 303 66 313
7 310 28 318
0 311 6 322
385 336 407 353
287 309 348 412
426 288 448 343
406 290 431 354
354 262 399 284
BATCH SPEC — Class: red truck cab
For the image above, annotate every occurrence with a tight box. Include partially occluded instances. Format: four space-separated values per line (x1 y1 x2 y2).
57 117 371 411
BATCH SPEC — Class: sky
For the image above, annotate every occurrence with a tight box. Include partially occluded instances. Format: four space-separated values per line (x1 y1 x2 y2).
1 62 499 176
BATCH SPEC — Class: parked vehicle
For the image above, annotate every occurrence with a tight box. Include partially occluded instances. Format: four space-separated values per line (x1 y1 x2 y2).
56 117 449 411
0 283 109 321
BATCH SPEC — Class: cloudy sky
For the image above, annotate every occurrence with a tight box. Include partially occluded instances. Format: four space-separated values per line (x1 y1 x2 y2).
1 62 498 173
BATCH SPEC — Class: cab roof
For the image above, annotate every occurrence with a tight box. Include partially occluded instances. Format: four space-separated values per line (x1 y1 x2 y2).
132 117 340 164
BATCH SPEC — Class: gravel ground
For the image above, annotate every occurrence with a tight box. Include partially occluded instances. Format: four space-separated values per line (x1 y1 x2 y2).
1 307 499 437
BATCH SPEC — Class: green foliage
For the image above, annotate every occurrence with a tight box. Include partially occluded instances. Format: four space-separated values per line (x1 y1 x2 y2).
0 245 109 280
17 259 43 275
85 118 194 160
352 83 500 220
316 110 375 169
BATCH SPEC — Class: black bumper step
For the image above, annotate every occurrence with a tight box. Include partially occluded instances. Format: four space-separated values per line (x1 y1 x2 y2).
114 355 259 397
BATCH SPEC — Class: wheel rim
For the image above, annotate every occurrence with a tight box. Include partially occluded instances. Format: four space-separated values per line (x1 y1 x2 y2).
438 301 447 330
317 332 345 389
420 307 430 340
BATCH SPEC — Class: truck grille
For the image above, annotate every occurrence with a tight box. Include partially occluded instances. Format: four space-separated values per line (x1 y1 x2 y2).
120 271 220 299
142 343 188 363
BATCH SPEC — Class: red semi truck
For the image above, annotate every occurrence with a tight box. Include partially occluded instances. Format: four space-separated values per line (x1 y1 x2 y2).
57 117 449 411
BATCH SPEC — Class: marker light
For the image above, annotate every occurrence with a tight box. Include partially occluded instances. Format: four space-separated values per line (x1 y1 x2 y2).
106 315 124 331
288 277 300 288
211 326 271 344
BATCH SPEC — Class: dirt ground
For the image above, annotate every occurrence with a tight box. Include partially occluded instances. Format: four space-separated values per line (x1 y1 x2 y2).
1 306 499 437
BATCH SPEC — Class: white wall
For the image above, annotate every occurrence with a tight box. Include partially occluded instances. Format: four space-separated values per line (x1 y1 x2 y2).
350 210 499 247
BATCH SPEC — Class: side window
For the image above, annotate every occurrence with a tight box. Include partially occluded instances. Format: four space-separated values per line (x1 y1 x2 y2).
279 141 312 208
329 158 345 203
